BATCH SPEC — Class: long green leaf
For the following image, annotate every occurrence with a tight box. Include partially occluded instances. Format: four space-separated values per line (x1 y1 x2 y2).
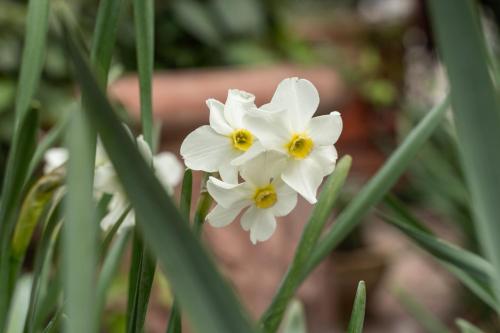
64 29 256 333
0 0 49 327
380 201 494 284
63 110 98 333
0 109 39 329
380 196 500 310
133 0 154 146
427 0 500 302
166 169 193 333
260 156 352 332
96 229 131 320
347 281 366 333
25 199 63 333
302 96 449 278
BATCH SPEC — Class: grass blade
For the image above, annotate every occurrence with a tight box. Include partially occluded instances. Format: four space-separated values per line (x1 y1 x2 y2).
347 281 366 333
96 229 132 319
0 109 39 329
64 29 256 333
6 276 32 333
380 198 495 284
166 169 193 333
302 96 449 278
133 0 154 146
427 0 500 303
260 156 352 332
91 0 127 86
63 110 98 333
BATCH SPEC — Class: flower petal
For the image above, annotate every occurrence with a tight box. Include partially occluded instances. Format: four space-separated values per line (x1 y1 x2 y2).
207 98 232 135
230 140 265 166
240 151 287 188
281 157 325 204
218 162 239 184
154 152 183 193
180 125 233 172
206 204 242 228
94 163 120 194
268 77 319 131
224 89 256 129
206 176 253 208
310 145 338 177
243 109 290 152
308 111 343 145
241 207 277 244
44 148 68 174
272 178 298 216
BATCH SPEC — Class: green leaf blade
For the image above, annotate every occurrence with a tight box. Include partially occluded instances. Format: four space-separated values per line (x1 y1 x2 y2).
347 281 366 333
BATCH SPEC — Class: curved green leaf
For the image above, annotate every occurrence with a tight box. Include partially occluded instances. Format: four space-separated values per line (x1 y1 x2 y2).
64 27 256 333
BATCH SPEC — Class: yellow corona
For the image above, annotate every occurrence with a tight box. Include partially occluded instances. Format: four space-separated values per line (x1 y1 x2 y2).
230 129 253 151
253 184 277 209
286 133 313 159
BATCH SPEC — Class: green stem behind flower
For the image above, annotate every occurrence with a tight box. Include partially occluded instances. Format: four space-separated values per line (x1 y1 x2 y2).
260 156 351 333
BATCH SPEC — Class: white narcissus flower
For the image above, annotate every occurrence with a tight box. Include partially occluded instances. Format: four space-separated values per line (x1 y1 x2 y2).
43 135 183 232
43 148 69 174
206 152 297 244
180 89 265 184
244 77 342 204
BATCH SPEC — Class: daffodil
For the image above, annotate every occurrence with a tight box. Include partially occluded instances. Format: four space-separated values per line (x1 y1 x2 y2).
244 77 342 204
180 89 264 183
44 135 183 232
206 152 297 244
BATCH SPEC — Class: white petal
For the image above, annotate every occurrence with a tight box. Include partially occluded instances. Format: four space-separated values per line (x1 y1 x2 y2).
268 77 319 131
218 162 239 184
94 163 120 194
180 125 233 172
206 204 242 228
241 207 277 244
95 140 109 167
243 109 290 152
240 151 287 188
224 89 256 128
207 98 232 135
272 179 298 217
136 135 154 166
309 111 343 145
43 148 68 174
100 195 129 231
230 140 265 166
154 152 183 192
281 157 325 204
310 145 338 177
206 176 253 208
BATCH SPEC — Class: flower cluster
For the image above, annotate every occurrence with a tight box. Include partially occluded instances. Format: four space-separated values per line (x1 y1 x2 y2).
44 135 183 232
180 77 343 244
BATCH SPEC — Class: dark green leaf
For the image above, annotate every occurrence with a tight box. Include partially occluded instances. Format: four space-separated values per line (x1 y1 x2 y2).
64 29 256 333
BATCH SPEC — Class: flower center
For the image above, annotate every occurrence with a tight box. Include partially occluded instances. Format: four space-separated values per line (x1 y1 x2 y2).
286 133 313 159
253 184 277 209
230 129 253 152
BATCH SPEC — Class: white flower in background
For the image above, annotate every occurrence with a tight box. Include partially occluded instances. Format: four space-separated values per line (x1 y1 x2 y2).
43 135 183 232
43 148 69 174
180 89 264 184
244 77 342 204
206 152 297 244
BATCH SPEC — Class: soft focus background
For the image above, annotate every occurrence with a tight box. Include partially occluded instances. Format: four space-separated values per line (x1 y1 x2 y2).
1 0 499 332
